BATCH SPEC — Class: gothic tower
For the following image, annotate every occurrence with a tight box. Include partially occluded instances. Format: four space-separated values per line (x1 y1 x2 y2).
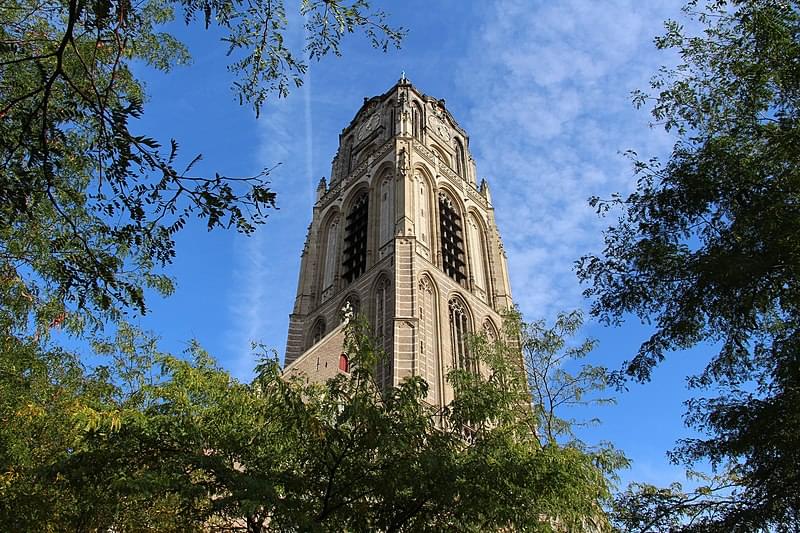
284 78 514 410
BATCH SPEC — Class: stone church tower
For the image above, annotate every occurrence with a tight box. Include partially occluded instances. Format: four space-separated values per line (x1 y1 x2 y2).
284 77 514 410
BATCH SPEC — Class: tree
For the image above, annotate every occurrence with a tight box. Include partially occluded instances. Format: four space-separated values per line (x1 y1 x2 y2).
611 473 755 533
0 2 407 528
520 309 615 447
0 317 620 532
576 1 800 530
0 0 404 332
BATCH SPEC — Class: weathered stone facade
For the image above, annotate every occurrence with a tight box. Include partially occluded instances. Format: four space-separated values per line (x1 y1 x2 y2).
284 78 514 410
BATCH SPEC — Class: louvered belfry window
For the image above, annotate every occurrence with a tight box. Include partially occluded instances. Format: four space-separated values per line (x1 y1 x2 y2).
439 194 466 284
342 193 369 284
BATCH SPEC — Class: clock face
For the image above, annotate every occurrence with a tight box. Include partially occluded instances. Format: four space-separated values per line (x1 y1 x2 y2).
357 113 380 140
429 114 451 141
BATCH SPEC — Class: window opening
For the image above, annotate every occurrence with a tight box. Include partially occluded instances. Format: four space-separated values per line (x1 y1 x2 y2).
454 138 466 177
342 193 369 283
375 280 392 390
412 102 423 139
311 319 325 348
483 319 498 343
449 298 474 372
467 215 488 301
344 137 354 174
341 295 360 322
418 275 438 391
439 194 466 285
379 177 393 248
416 174 430 247
339 353 350 372
374 278 389 341
321 217 339 298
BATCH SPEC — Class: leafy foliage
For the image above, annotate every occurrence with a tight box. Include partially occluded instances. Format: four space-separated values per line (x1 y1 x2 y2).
0 0 403 331
519 309 616 447
612 472 768 533
0 318 619 531
576 1 800 530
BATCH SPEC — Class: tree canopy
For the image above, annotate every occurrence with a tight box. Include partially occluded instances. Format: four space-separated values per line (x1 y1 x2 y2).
576 0 800 530
1 316 619 531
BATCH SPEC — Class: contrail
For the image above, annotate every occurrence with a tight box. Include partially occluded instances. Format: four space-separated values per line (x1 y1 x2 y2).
303 9 314 202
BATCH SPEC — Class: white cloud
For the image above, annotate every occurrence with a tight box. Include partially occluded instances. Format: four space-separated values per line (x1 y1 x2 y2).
224 75 320 378
459 0 677 319
226 228 268 378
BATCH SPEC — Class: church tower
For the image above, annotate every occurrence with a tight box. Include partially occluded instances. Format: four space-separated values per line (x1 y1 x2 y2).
284 78 514 410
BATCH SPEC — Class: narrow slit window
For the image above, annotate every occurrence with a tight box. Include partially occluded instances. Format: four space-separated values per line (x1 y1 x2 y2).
454 138 466 177
412 102 423 139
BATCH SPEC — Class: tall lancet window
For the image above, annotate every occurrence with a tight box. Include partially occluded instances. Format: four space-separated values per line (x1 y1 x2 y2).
375 277 392 390
342 192 368 284
374 277 390 343
321 217 339 300
449 297 474 372
454 138 466 178
379 175 394 253
412 102 423 140
416 174 431 250
439 193 467 285
388 102 396 138
343 137 354 174
467 214 489 301
418 276 438 390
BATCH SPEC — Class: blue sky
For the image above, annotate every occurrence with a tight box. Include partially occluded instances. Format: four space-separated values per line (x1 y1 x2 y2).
131 0 710 489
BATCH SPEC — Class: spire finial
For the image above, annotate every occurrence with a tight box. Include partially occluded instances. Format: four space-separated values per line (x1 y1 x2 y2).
400 71 406 83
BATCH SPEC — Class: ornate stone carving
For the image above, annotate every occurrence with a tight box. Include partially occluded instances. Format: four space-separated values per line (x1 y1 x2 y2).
412 139 437 168
465 184 487 208
427 113 451 141
439 162 458 182
398 147 409 177
357 112 380 141
317 138 394 210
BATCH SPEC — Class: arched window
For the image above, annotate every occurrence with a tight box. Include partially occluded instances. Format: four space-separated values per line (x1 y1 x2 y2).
412 101 423 140
439 193 466 285
388 102 396 138
418 276 438 394
342 192 368 284
379 175 394 251
339 353 350 372
341 294 360 322
310 318 326 348
453 138 466 177
432 145 450 168
374 277 390 342
374 277 392 390
467 214 489 301
482 318 499 343
321 216 340 301
415 172 431 250
449 297 474 372
343 137 354 174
